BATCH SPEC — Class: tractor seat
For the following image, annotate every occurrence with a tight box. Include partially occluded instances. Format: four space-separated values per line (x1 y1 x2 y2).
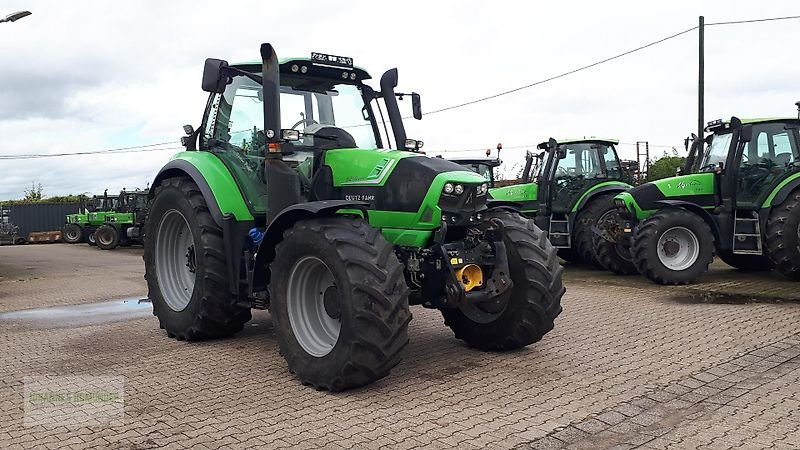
774 152 792 167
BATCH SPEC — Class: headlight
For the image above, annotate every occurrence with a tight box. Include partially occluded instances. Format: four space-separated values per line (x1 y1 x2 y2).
454 184 464 195
443 183 454 194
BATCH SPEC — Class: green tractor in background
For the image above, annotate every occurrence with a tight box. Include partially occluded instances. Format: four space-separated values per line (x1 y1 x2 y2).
489 138 633 265
94 189 149 250
143 43 564 391
597 107 800 284
62 191 118 245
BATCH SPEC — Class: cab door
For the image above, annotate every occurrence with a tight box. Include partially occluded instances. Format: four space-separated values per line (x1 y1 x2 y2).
734 122 800 208
549 144 603 213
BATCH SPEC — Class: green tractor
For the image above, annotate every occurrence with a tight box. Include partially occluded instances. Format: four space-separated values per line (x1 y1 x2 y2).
597 108 800 284
488 138 633 265
94 189 149 250
444 155 502 187
63 192 118 245
143 44 564 391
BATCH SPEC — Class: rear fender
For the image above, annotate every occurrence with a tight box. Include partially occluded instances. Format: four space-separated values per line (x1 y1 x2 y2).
251 200 369 291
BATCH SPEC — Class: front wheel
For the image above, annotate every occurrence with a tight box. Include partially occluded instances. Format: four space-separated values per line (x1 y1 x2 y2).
270 217 411 392
440 211 564 351
62 224 83 244
593 206 638 275
95 224 119 250
631 209 714 285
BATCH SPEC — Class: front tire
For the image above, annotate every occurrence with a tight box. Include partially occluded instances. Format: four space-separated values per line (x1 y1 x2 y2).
270 217 411 391
95 224 119 250
86 230 97 246
765 190 800 280
440 211 564 351
593 205 638 275
144 177 251 341
62 224 83 244
631 209 714 285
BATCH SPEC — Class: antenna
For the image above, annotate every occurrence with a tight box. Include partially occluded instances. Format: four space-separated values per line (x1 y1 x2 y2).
795 101 800 120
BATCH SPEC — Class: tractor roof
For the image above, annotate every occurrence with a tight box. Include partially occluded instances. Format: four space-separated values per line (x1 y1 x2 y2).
445 157 502 167
555 137 620 145
706 117 800 132
232 58 372 80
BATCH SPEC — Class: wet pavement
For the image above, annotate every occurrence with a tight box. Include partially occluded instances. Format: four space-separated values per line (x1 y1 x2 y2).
0 298 151 329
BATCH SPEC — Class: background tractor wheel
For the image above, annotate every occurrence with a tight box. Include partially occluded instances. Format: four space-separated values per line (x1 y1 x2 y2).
593 205 638 275
270 217 411 392
717 251 771 272
441 211 564 351
144 177 251 341
557 248 580 264
572 194 615 266
95 224 119 250
631 209 714 285
62 224 83 244
86 230 96 246
765 190 800 280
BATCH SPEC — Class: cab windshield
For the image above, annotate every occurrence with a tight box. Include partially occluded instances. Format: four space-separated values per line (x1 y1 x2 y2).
214 74 377 154
699 133 732 172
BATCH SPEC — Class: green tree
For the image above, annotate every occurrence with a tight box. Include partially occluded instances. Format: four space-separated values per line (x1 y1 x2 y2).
22 182 44 202
647 156 686 182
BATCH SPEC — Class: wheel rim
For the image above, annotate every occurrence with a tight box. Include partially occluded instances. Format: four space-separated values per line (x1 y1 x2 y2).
88 233 95 244
66 228 80 241
155 210 196 312
287 256 341 357
98 229 114 246
656 226 700 271
598 210 632 262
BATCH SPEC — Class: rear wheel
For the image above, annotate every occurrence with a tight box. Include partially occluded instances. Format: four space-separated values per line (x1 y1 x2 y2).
62 224 83 244
270 217 411 391
593 206 638 275
573 195 615 266
765 191 800 280
717 251 771 272
144 177 251 340
440 211 564 351
95 224 119 250
631 209 714 285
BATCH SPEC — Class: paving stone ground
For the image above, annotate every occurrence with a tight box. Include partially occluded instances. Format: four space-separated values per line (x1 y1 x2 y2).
1 244 799 449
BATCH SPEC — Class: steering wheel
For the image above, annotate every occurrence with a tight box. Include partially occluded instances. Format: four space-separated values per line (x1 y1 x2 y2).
290 118 319 130
556 167 570 177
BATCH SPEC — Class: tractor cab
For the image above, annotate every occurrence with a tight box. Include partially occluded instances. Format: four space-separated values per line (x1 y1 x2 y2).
184 49 424 222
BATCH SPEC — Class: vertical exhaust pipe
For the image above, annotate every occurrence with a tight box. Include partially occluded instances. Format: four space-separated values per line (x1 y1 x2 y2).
260 43 281 145
380 68 407 150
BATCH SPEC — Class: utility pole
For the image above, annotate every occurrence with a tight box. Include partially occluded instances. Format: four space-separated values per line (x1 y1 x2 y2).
698 16 705 139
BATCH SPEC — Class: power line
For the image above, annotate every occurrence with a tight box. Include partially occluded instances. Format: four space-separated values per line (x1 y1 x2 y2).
0 142 180 160
424 25 699 116
707 14 800 26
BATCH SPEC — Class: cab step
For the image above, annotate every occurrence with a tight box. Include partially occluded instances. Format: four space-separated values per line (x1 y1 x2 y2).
732 210 762 255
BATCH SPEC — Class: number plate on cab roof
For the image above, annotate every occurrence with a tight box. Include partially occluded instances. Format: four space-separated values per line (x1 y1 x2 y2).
311 52 353 68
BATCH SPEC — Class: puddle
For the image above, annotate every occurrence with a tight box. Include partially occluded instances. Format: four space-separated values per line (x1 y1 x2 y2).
0 298 152 328
670 291 787 305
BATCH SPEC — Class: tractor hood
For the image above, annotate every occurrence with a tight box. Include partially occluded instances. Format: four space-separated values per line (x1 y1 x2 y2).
318 148 488 223
615 172 716 219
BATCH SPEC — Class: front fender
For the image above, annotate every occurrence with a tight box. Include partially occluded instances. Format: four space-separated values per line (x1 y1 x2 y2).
653 200 721 243
150 152 254 225
572 182 632 212
252 200 369 291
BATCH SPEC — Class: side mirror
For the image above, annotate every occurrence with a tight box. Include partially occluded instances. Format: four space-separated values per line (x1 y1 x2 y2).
411 93 422 120
183 125 195 136
202 58 230 93
740 124 753 142
556 147 567 160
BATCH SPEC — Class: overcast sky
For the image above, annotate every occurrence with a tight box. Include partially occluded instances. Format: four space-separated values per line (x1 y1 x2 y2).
0 1 798 199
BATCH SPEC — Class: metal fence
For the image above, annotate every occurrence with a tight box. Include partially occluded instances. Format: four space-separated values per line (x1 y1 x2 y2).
7 203 81 237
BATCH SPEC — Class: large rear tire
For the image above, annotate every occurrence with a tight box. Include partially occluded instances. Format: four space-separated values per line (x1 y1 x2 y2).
144 177 251 341
717 251 771 272
95 224 119 250
593 205 638 275
573 195 615 266
440 211 564 351
270 217 411 391
62 224 83 244
631 209 714 285
765 191 800 280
